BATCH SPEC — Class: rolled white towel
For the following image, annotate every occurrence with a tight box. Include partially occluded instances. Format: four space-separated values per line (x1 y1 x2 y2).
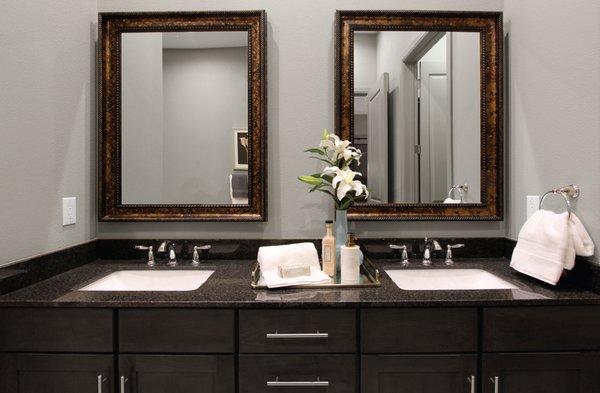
258 242 320 271
257 243 329 288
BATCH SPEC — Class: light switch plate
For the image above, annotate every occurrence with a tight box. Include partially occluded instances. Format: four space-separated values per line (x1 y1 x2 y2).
62 197 76 226
526 195 540 219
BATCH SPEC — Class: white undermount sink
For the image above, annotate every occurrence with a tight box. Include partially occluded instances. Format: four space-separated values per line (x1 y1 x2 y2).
78 270 214 291
386 268 518 290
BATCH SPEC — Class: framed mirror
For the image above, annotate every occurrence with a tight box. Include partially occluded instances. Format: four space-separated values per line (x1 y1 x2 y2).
335 11 502 220
99 11 267 221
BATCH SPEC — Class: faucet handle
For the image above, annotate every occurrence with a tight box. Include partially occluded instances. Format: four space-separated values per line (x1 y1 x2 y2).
389 244 410 266
191 245 211 266
135 245 155 266
445 244 465 265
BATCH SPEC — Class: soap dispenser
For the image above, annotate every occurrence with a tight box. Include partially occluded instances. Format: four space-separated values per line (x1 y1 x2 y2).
340 233 361 284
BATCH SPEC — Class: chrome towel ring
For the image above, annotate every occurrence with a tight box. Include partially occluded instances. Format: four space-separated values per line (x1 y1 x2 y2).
447 184 469 202
539 184 580 217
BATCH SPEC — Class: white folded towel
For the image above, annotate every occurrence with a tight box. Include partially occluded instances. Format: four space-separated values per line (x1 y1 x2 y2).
443 198 461 204
257 243 330 288
510 210 595 285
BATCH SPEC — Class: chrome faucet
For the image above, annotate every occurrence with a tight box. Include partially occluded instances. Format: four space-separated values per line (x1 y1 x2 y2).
158 241 178 266
422 237 442 266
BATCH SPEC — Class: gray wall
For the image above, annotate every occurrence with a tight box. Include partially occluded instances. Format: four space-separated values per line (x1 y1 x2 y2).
97 0 505 240
504 0 600 264
0 0 97 267
162 47 248 204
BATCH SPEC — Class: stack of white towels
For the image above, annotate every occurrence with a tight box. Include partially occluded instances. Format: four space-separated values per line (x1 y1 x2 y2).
257 243 331 288
510 210 594 285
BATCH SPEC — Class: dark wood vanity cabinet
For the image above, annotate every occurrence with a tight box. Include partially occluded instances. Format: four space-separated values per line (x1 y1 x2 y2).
482 353 600 393
119 355 234 393
0 353 114 393
362 355 477 393
2 306 600 393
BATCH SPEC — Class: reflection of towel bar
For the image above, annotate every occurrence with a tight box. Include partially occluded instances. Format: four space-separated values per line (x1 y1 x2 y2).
447 184 468 202
539 184 580 217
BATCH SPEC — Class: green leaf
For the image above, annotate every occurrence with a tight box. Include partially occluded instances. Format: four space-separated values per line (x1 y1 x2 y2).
304 148 326 156
321 174 334 183
298 175 323 186
310 156 334 165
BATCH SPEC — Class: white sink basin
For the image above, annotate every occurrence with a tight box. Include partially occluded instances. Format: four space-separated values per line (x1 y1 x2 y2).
386 269 518 290
78 270 214 291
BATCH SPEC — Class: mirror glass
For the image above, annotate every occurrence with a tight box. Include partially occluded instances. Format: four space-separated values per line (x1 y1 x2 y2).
353 31 481 204
120 31 249 205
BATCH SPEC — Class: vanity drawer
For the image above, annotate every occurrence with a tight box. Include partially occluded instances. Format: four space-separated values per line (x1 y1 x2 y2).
361 308 478 353
0 308 113 352
239 309 356 353
483 306 600 351
119 309 234 353
239 355 356 393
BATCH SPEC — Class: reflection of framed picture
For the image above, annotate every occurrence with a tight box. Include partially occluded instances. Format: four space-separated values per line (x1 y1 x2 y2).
233 128 249 170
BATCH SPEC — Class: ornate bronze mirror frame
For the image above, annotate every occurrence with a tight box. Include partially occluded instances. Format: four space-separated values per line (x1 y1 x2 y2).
335 11 503 220
98 11 267 221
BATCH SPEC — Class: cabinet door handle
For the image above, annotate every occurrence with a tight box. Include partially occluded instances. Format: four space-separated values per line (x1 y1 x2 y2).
467 375 475 393
267 377 329 387
490 376 499 393
266 331 328 339
120 376 129 393
97 375 107 393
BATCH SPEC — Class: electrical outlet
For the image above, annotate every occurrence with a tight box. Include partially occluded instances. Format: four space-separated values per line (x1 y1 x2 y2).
62 197 76 226
526 195 540 219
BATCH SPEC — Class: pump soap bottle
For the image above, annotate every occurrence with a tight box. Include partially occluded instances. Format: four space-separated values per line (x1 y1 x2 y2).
322 220 336 277
340 233 361 284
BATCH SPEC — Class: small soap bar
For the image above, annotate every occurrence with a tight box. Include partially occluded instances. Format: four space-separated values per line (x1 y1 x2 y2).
278 262 311 278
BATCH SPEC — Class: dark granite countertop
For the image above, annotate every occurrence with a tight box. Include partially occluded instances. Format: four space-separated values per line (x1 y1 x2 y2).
1 258 599 308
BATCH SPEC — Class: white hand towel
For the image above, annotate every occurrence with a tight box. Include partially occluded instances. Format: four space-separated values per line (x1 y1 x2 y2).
510 210 570 285
257 243 330 288
443 198 461 204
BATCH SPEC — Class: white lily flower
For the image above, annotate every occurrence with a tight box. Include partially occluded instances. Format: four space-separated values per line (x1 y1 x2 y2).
319 133 357 163
324 166 368 201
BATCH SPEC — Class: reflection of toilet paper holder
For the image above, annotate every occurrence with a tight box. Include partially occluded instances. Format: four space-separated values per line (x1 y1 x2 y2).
447 184 469 202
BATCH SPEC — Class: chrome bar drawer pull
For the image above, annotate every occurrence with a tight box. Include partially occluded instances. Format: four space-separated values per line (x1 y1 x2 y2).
120 376 129 393
490 376 499 393
266 330 328 339
267 376 329 387
97 375 107 393
467 375 475 393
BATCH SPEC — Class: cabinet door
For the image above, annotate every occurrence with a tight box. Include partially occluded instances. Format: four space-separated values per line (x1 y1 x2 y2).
483 353 600 393
0 354 113 393
362 354 477 393
119 355 234 393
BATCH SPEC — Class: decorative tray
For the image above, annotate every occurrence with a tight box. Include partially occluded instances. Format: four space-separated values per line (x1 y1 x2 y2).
251 257 381 289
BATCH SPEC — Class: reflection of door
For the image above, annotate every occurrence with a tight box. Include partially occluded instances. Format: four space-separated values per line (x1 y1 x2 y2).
419 61 450 202
367 73 389 203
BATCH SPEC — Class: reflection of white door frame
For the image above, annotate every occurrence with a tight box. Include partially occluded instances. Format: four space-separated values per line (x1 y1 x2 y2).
367 73 389 203
419 61 451 202
403 32 453 203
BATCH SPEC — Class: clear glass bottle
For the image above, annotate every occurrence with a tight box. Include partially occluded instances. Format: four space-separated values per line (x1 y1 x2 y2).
322 220 336 277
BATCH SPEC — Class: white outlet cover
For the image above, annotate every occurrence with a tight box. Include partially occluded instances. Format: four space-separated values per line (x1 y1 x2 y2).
62 197 76 226
526 195 540 219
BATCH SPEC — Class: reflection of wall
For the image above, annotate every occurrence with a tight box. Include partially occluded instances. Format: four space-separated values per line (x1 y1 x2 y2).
451 33 481 202
353 33 377 91
162 47 248 204
376 31 422 202
121 33 164 204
